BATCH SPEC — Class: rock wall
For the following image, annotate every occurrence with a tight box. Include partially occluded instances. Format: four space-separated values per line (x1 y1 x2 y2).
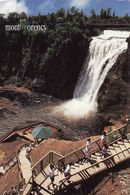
98 50 130 117
43 35 90 99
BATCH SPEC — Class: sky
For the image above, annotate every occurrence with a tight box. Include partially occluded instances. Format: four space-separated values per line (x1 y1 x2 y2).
0 0 130 16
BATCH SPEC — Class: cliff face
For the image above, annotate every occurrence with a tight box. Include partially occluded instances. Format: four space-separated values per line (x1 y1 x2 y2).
98 51 130 117
43 35 90 99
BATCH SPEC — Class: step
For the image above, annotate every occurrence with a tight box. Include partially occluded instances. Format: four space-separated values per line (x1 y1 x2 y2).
74 162 84 167
91 154 101 162
94 161 107 172
116 152 126 161
71 163 90 175
72 173 82 182
112 144 122 151
112 144 122 152
108 147 117 155
35 172 47 185
72 163 84 171
87 165 101 175
91 154 98 159
111 148 130 162
113 154 121 163
108 145 115 150
121 150 130 158
117 141 126 145
108 148 121 162
123 140 130 148
117 142 127 150
71 161 93 176
124 139 130 142
95 152 102 156
39 178 54 193
59 174 81 189
112 143 120 147
115 141 130 156
40 188 53 195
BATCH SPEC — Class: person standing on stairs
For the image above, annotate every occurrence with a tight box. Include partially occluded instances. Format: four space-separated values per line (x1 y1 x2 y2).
64 163 71 182
84 138 91 160
100 131 106 149
48 164 55 189
101 144 107 159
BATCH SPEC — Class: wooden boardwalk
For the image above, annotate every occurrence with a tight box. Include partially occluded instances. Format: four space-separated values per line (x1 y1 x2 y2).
23 124 130 195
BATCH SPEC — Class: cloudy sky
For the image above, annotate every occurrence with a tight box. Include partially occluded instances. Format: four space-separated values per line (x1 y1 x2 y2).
0 0 130 16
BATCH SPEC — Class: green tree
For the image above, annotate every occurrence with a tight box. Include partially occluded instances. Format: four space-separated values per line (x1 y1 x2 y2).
91 9 96 19
106 8 112 19
123 13 130 21
20 12 27 19
56 8 65 18
8 12 19 23
112 11 116 19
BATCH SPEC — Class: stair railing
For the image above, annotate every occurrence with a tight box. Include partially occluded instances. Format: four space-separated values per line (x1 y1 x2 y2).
59 146 130 189
58 124 128 169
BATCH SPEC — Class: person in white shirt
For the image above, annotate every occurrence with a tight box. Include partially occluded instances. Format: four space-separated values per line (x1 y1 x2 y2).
48 164 55 189
64 164 71 179
84 138 91 160
100 131 106 148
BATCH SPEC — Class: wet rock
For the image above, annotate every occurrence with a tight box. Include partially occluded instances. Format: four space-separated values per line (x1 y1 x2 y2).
98 51 130 117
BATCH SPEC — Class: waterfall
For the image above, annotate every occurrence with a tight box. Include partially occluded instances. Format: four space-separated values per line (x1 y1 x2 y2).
54 30 130 118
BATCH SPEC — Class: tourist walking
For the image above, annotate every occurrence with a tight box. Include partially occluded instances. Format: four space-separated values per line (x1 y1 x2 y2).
84 138 91 160
64 164 71 180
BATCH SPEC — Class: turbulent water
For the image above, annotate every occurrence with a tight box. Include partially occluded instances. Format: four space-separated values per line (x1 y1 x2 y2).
54 30 130 118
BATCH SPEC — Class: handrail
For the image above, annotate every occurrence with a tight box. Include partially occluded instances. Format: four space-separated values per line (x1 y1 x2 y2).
58 124 127 163
59 144 130 184
72 145 130 177
32 150 63 169
31 151 51 169
52 150 64 157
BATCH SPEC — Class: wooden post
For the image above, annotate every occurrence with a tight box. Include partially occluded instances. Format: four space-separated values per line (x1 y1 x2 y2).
126 37 130 57
40 160 43 172
49 152 53 164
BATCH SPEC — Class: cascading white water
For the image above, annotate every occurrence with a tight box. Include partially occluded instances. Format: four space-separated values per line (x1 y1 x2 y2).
54 30 130 118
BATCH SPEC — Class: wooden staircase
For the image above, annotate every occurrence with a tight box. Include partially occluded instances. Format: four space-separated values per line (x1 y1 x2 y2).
23 124 130 195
